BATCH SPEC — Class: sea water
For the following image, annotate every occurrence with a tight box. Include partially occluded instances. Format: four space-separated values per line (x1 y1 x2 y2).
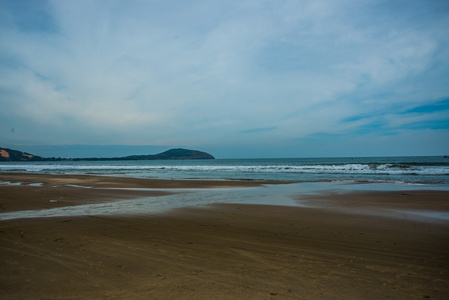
0 156 448 184
1 156 448 221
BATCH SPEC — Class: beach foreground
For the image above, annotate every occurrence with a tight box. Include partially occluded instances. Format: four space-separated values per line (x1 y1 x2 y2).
1 175 448 299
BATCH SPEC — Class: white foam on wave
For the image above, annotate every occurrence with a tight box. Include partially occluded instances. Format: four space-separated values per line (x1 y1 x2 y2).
0 163 448 175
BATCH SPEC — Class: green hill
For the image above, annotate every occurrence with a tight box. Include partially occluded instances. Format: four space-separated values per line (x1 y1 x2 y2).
0 147 215 161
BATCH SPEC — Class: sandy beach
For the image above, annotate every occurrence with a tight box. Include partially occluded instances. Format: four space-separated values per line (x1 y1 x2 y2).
0 173 268 213
1 174 449 299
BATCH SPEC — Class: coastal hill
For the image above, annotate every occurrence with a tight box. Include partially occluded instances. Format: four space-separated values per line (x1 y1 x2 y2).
0 147 215 162
120 148 215 160
0 147 44 161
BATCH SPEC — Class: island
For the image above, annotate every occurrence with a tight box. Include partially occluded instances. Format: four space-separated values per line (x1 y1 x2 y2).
0 147 215 162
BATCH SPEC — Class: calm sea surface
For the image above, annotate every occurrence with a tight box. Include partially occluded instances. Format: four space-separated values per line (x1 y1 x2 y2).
1 156 448 184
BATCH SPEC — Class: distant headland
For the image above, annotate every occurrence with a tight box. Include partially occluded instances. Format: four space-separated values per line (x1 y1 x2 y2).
0 147 215 162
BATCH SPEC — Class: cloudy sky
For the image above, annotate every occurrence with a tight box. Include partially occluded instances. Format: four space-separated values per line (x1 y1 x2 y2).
1 0 448 158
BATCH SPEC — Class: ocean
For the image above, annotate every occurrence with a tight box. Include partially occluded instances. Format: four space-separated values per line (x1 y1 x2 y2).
1 156 449 221
0 156 448 184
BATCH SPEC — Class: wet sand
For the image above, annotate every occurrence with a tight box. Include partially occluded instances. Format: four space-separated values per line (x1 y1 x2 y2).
0 172 270 190
0 173 269 213
1 174 449 299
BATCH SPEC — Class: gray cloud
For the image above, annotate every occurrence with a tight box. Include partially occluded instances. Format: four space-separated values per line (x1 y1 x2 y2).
1 0 448 156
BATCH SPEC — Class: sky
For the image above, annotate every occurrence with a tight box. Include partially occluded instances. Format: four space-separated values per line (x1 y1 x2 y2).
0 0 448 158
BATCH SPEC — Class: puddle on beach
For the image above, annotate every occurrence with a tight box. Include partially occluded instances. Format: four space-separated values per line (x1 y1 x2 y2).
1 182 448 222
0 185 297 221
0 181 22 186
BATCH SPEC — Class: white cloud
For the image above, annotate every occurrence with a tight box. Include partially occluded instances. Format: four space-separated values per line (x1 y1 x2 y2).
0 0 448 155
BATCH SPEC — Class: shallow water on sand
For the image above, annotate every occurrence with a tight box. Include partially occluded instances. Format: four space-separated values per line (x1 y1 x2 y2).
0 182 449 220
1 181 448 221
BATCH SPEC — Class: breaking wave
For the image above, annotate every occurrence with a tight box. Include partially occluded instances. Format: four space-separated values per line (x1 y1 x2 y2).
0 162 447 176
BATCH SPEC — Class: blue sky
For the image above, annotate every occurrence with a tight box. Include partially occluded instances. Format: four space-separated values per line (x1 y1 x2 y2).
1 0 448 158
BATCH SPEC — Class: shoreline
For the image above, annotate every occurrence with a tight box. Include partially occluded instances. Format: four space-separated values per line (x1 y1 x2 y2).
1 173 449 299
0 172 276 214
0 172 277 189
